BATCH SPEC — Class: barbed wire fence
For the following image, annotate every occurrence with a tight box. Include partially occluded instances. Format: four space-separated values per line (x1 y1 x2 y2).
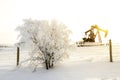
0 41 120 68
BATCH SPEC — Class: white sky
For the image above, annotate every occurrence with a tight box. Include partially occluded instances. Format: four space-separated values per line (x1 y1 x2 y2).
0 0 120 45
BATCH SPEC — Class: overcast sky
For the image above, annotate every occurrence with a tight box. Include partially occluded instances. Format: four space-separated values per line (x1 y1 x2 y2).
0 0 120 45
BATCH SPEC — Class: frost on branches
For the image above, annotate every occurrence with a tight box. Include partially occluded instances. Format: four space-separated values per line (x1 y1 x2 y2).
16 19 71 70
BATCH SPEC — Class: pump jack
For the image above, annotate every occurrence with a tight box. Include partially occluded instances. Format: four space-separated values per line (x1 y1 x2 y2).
83 24 108 43
76 24 108 47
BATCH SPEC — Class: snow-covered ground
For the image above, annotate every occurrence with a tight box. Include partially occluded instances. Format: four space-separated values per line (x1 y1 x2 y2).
0 44 120 80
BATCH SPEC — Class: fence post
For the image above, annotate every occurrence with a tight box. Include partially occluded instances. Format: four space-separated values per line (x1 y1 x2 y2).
17 47 20 66
109 39 113 62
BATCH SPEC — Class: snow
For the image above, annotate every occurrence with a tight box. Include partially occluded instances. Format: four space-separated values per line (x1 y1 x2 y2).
1 44 120 80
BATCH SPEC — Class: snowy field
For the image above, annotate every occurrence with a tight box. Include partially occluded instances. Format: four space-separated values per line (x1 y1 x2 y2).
0 44 120 80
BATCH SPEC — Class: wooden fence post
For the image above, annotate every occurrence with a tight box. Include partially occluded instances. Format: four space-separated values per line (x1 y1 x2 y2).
109 39 113 62
17 47 20 66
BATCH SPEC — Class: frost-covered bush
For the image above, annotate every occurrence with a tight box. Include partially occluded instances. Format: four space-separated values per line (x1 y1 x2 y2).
16 19 71 69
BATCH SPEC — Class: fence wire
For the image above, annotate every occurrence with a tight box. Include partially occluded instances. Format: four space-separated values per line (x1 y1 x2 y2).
0 44 120 67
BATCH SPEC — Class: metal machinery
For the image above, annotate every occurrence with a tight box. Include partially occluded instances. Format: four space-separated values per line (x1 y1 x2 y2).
83 24 108 43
